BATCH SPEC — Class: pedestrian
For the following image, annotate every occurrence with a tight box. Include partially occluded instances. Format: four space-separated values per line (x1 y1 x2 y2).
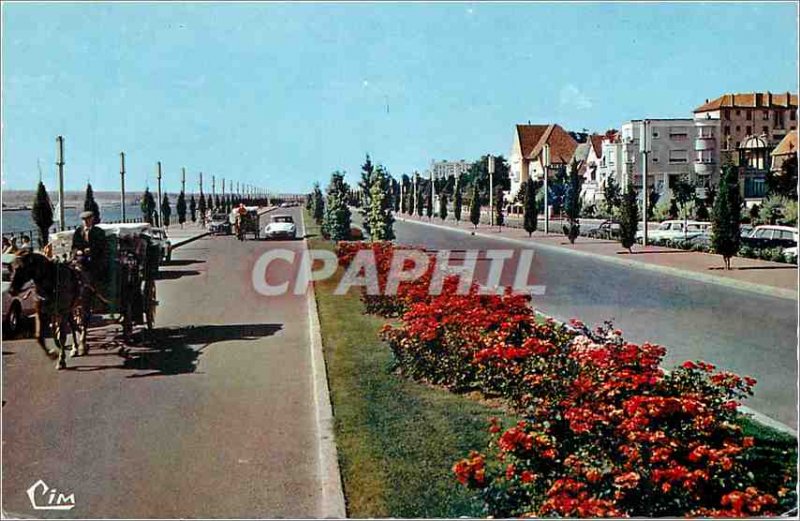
4 237 18 254
19 235 32 251
2 237 10 253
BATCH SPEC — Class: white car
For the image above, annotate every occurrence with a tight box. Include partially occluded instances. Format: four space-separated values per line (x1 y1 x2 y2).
637 220 709 243
2 253 37 338
264 215 297 240
783 245 798 262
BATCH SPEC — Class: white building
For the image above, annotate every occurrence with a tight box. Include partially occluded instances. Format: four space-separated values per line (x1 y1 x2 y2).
428 159 470 180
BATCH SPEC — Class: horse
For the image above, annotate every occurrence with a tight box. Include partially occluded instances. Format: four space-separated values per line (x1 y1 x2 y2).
8 250 87 369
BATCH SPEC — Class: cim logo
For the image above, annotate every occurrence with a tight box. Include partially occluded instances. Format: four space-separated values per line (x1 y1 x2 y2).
26 479 76 511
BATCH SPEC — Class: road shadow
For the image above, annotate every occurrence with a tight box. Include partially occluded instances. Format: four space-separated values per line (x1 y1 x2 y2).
69 323 283 378
709 265 797 271
617 249 693 255
164 259 206 267
567 240 619 245
156 269 202 280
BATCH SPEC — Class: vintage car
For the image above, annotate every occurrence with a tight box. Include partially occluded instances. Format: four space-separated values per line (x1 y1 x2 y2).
209 212 232 236
2 253 38 338
264 215 297 240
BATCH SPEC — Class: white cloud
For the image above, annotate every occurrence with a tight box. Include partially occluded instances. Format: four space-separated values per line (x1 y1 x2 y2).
559 84 592 110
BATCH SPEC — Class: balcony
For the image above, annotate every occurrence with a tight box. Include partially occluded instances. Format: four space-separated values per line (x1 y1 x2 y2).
694 138 715 151
694 161 716 175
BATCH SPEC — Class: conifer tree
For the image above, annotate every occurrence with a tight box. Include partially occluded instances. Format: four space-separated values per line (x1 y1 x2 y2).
563 159 583 243
323 171 352 241
439 192 448 221
426 184 434 220
31 181 54 247
84 183 100 222
198 192 207 224
177 191 187 228
523 179 538 237
494 185 504 230
141 188 156 224
161 193 172 228
453 177 463 222
365 166 395 240
711 164 742 270
619 184 639 253
190 194 197 222
469 184 481 229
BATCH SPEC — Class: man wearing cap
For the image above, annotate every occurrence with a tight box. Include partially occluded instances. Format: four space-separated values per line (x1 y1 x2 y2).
71 210 107 287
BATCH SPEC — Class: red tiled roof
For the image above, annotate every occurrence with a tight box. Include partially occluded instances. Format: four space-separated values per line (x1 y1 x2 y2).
589 134 603 158
516 123 578 164
771 130 798 157
694 92 798 113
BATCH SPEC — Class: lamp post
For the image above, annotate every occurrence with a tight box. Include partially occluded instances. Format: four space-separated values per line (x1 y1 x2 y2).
156 161 163 228
56 136 65 231
640 120 651 246
488 155 495 226
120 152 126 222
543 144 551 234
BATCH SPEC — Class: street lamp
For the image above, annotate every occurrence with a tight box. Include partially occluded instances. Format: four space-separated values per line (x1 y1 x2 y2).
640 120 651 246
488 155 495 226
543 144 551 234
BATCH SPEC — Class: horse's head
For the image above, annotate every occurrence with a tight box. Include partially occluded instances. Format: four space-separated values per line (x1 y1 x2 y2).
8 250 46 296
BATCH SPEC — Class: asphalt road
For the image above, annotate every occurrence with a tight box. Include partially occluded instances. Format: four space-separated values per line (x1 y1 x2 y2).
380 215 798 427
2 207 325 518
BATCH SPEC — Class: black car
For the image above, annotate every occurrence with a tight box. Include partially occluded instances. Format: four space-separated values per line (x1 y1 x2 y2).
209 213 232 235
740 225 798 250
586 220 621 240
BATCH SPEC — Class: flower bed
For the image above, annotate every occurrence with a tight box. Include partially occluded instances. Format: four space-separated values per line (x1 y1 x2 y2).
336 241 796 517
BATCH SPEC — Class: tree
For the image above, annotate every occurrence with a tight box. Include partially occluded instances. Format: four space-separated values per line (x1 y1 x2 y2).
494 185 504 230
523 177 538 237
323 171 352 241
358 155 375 235
312 182 325 225
668 198 679 219
365 166 395 241
84 183 100 222
672 176 695 240
766 154 798 199
603 176 621 216
31 181 54 247
392 178 401 213
439 192 448 221
161 193 172 228
416 179 425 218
619 184 639 253
141 188 156 225
189 195 197 222
695 199 709 221
461 155 511 201
711 164 742 270
563 159 583 243
426 183 434 220
469 184 481 229
198 192 207 224
549 165 569 217
177 191 187 228
453 177 463 222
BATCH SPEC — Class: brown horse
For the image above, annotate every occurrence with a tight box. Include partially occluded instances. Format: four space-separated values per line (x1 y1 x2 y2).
8 251 87 369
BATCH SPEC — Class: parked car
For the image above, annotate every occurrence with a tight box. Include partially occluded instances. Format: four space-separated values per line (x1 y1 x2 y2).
264 215 297 240
741 225 798 250
2 253 37 338
146 227 172 262
783 245 798 263
209 212 232 236
636 220 709 243
586 220 620 240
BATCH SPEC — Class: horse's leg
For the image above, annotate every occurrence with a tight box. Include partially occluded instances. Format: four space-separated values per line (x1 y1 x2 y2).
52 317 67 370
68 312 80 358
35 311 58 360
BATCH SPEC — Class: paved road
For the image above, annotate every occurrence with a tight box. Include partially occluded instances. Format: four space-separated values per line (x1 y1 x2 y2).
2 207 325 518
379 215 798 427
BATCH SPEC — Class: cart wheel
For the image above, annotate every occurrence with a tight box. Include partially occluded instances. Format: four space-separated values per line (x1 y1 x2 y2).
145 280 157 330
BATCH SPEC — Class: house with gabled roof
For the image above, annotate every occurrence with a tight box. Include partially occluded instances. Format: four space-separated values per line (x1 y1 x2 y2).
509 123 578 198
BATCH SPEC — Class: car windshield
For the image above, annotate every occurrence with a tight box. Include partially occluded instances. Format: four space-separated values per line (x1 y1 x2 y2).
273 216 294 223
212 214 227 220
658 223 672 230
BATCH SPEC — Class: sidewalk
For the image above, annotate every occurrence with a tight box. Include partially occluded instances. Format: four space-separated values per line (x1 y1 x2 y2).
397 213 798 300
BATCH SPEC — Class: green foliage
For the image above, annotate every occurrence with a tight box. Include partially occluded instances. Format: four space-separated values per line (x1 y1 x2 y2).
426 183 434 219
439 193 448 221
758 195 789 225
668 198 679 219
161 193 172 227
31 181 54 247
766 154 798 199
84 183 100 222
141 188 157 225
323 171 352 241
416 179 425 218
603 176 621 215
711 165 742 269
523 178 538 237
359 155 376 235
563 160 582 243
494 185 504 229
461 155 511 201
453 178 463 222
469 184 481 229
176 191 187 225
782 199 797 226
695 199 709 221
619 184 639 251
366 166 395 241
312 182 325 225
189 194 197 222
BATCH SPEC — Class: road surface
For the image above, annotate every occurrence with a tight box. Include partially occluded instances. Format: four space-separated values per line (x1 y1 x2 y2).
378 215 798 427
2 207 327 518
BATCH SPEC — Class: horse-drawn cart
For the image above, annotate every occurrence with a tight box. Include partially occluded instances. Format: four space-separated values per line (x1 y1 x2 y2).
50 222 160 338
234 207 261 241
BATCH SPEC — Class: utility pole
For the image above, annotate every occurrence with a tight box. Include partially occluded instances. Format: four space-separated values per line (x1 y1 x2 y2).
222 178 225 197
543 144 550 234
412 173 418 214
120 152 127 222
181 167 186 194
640 120 650 246
199 171 203 194
56 136 65 231
488 155 495 226
157 161 163 228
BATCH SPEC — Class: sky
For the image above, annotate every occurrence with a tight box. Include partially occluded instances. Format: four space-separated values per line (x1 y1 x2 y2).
2 1 798 194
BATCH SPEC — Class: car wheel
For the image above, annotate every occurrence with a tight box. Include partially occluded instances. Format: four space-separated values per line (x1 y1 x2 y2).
5 301 22 339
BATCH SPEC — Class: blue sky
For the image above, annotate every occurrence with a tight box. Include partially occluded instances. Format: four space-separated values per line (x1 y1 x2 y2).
2 2 797 194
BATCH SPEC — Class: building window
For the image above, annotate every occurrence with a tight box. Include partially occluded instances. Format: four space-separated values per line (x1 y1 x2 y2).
736 110 741 116
669 150 688 163
746 126 751 134
736 125 741 132
724 125 730 135
652 131 660 139
724 109 730 120
790 110 797 121
762 126 769 134
746 110 752 120
763 110 769 120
